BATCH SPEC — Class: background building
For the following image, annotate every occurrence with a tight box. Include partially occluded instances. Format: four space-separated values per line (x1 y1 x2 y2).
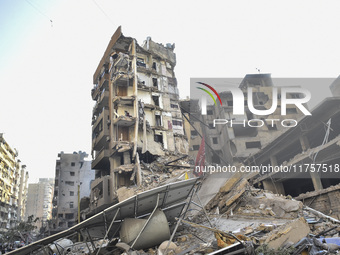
190 74 305 165
52 151 93 232
0 134 29 231
90 26 187 213
26 178 54 230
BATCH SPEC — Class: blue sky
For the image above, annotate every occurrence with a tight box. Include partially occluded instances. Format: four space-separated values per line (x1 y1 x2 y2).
1 0 339 183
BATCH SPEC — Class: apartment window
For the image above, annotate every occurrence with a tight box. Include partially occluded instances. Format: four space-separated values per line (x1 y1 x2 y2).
152 78 158 87
207 110 213 115
172 120 182 126
71 162 75 167
245 141 261 149
70 202 74 208
155 115 162 126
70 191 74 196
65 181 75 186
191 130 198 136
137 58 146 67
212 137 218 144
170 103 179 109
70 172 75 176
208 123 215 129
152 62 157 70
154 134 163 145
152 96 160 106
192 145 200 151
65 213 74 219
58 214 63 218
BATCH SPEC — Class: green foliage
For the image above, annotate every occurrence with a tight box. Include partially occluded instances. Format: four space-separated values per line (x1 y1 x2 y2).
0 215 38 244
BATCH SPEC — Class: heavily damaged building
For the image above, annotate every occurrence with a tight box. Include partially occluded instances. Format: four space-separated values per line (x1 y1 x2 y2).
52 152 93 232
180 99 203 161
90 26 188 213
247 77 340 209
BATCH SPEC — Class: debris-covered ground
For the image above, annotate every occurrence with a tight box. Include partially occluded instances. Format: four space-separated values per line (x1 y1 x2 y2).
9 168 340 255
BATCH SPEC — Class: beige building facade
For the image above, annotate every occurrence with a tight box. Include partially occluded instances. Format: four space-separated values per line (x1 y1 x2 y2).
26 178 54 230
0 134 29 231
90 27 187 213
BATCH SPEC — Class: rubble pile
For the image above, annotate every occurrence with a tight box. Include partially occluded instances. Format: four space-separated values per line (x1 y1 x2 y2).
165 178 340 254
116 152 191 202
16 175 340 255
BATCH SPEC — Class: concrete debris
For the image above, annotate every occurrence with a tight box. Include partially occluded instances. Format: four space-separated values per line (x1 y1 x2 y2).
264 217 310 249
117 186 135 202
21 169 340 255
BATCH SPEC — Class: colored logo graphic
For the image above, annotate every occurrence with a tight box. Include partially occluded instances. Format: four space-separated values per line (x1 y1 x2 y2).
196 82 222 106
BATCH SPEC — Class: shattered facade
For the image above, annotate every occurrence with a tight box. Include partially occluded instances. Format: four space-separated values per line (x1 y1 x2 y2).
52 151 93 232
247 78 340 208
0 133 29 231
180 99 204 161
90 26 187 213
26 178 54 230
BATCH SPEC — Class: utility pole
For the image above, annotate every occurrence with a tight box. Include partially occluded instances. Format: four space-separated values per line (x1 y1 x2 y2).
78 184 80 242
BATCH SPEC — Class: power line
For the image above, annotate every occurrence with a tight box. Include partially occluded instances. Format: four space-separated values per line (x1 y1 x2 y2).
91 0 115 25
25 0 53 26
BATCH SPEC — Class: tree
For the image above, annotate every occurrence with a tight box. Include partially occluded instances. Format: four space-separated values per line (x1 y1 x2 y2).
0 215 39 244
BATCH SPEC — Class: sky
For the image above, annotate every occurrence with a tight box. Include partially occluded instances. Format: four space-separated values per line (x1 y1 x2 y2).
0 0 339 183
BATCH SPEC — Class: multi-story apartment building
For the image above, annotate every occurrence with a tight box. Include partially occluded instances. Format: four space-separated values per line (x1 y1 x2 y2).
52 151 93 232
26 178 54 230
190 74 306 165
17 164 29 221
0 134 29 231
90 26 187 213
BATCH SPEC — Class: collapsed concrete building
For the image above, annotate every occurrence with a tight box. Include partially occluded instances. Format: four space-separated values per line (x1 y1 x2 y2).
90 26 188 213
246 76 340 217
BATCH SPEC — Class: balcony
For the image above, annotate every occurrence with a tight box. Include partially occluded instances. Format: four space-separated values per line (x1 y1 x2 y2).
112 96 135 106
112 115 136 127
93 90 110 116
92 108 109 129
91 73 109 100
91 149 110 170
92 113 110 152
112 72 133 87
90 175 113 212
112 141 133 155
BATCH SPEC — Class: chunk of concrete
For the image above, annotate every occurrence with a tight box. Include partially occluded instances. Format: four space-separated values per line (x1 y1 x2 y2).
117 187 135 202
265 217 310 249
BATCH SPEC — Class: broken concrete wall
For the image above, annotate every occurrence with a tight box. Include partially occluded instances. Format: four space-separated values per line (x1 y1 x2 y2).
174 136 189 154
296 184 340 220
143 38 176 65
